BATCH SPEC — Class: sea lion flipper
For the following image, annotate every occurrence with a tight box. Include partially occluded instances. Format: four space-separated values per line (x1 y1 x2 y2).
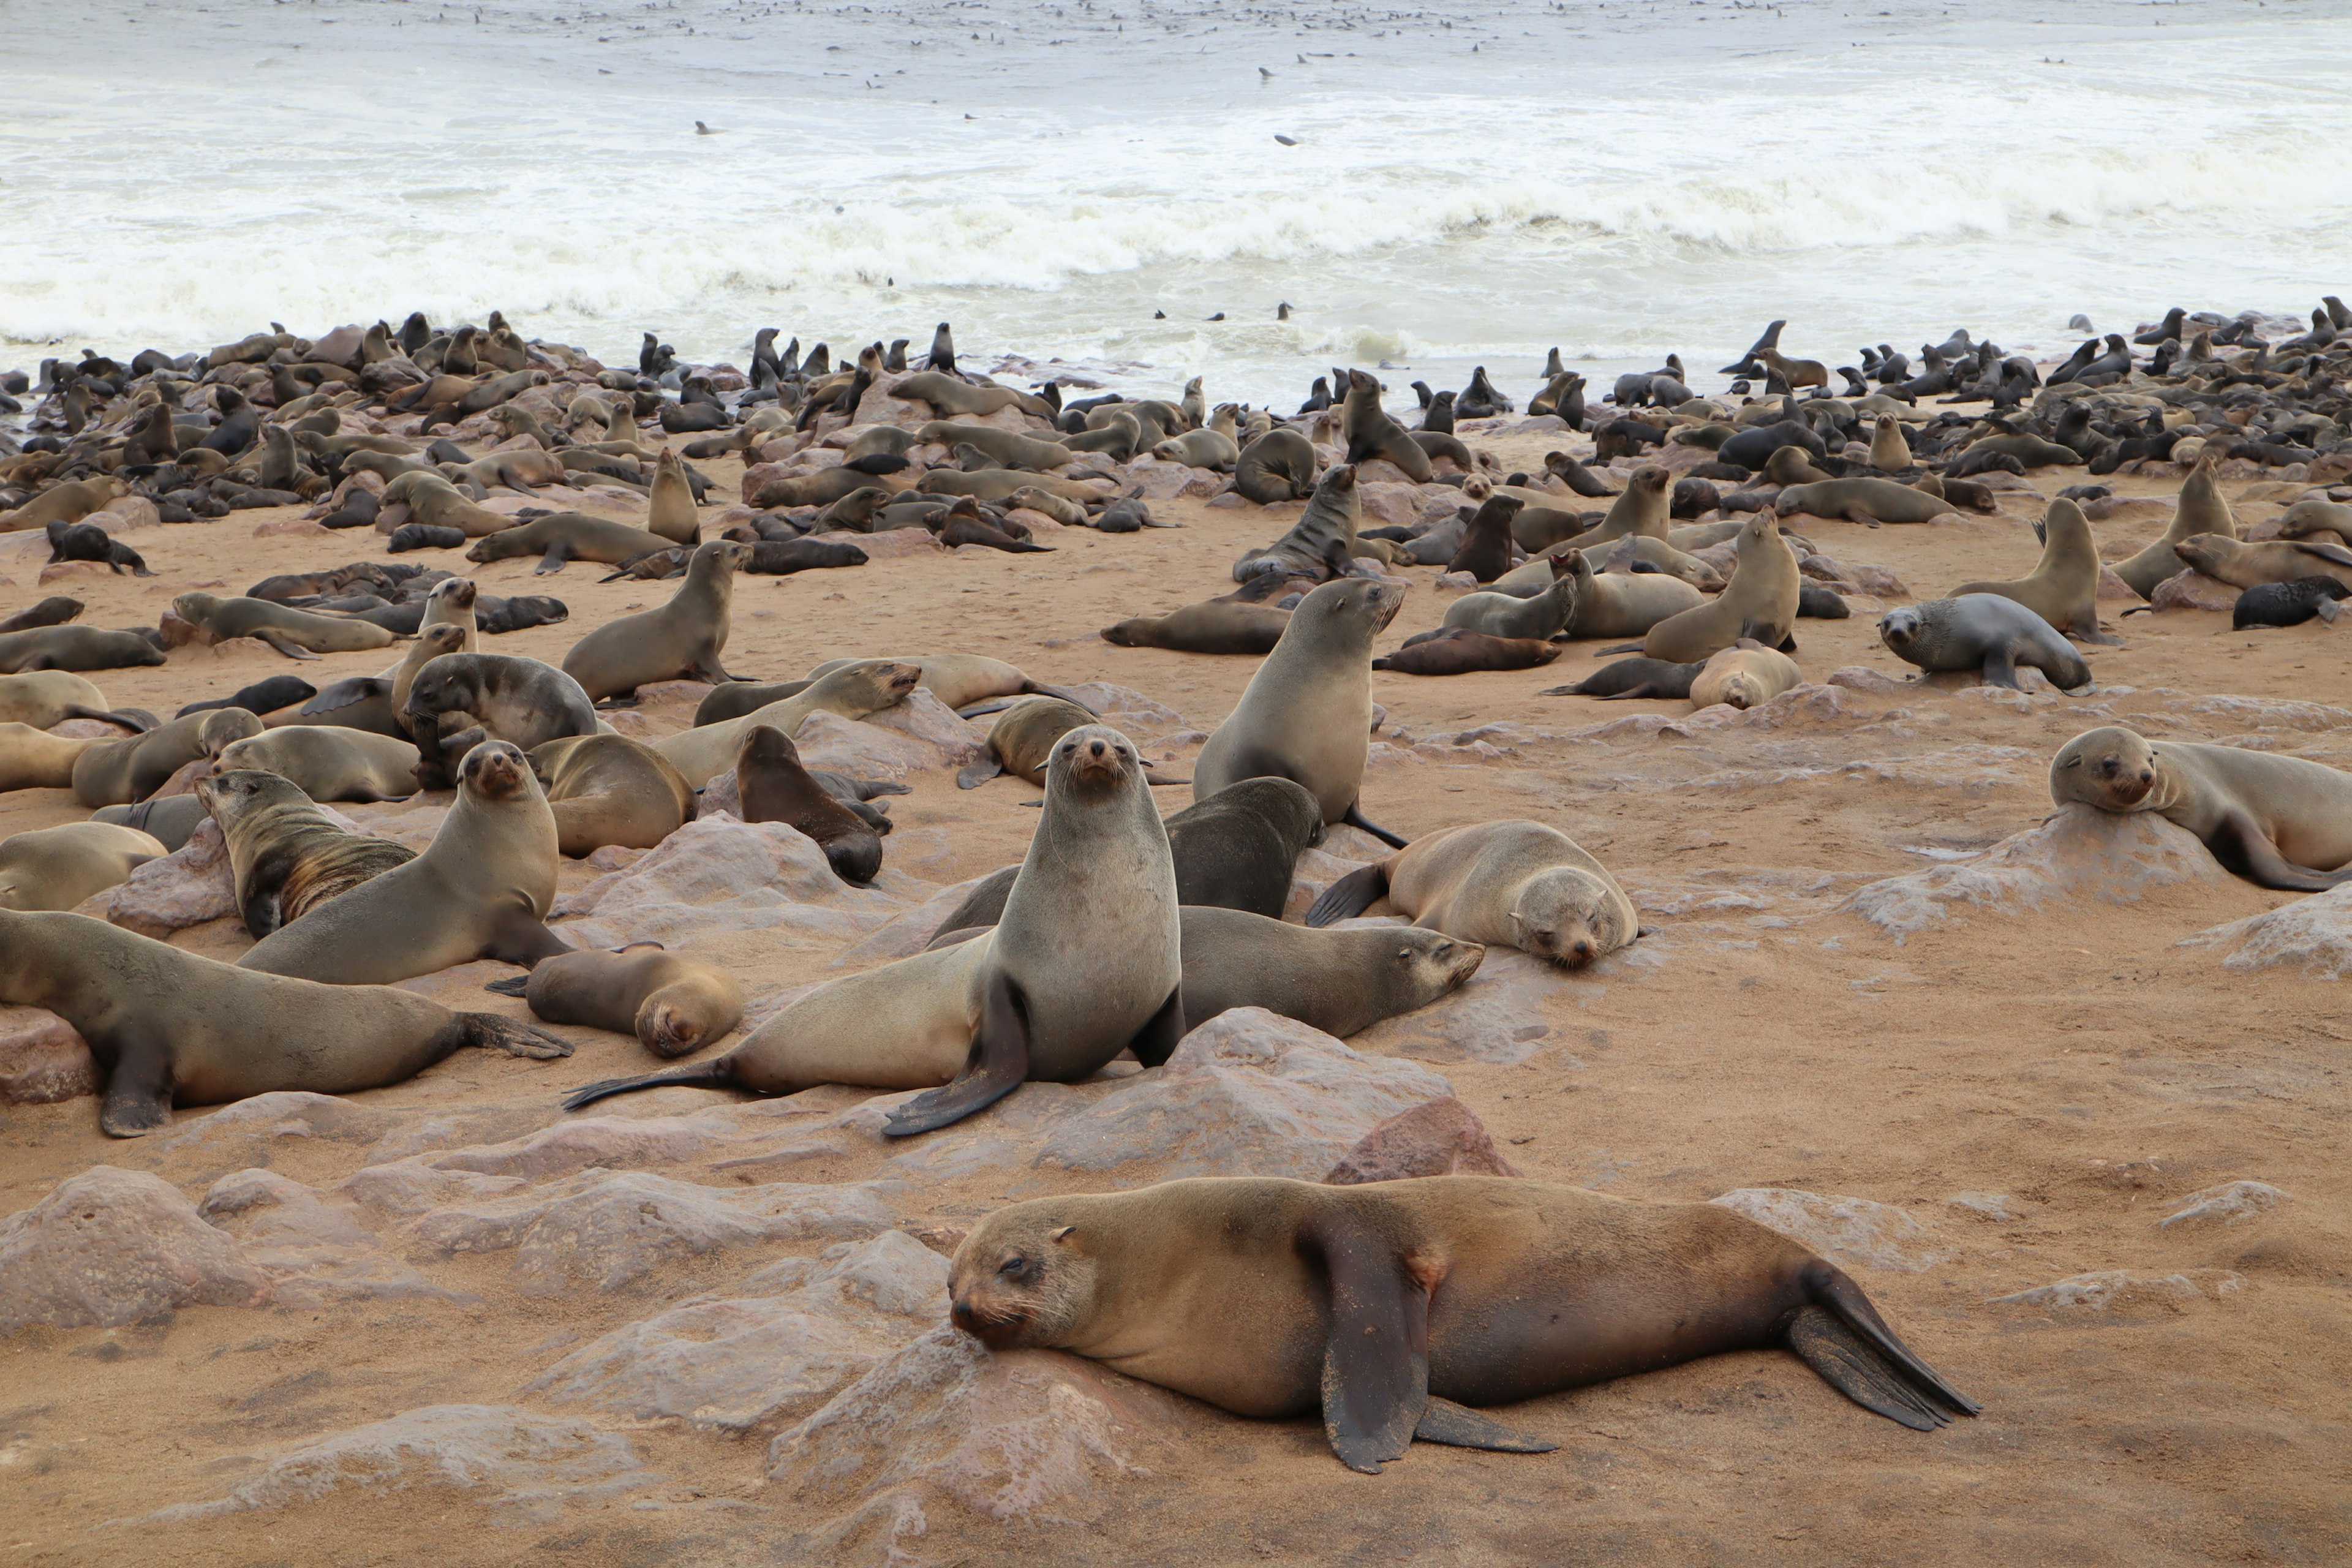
303 677 388 715
1980 644 2022 690
882 970 1031 1137
535 543 571 575
1341 804 1408 850
2207 809 2352 892
460 1012 573 1060
1785 1306 1947 1431
956 756 1005 790
97 1030 175 1139
60 704 154 733
1412 1398 1558 1454
1310 1213 1430 1474
1125 987 1185 1069
483 974 532 997
486 912 575 968
252 628 322 662
1306 863 1390 927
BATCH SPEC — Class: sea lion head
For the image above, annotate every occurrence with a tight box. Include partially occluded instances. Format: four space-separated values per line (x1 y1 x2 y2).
2050 725 2159 811
698 538 753 575
196 706 263 758
1510 867 1635 970
1293 576 1405 652
1877 605 1925 654
1630 464 1669 498
1714 669 1771 710
949 1202 1099 1351
2171 533 2231 575
1392 928 1485 998
825 658 922 713
194 767 301 827
458 738 533 802
735 722 805 778
1046 723 1144 797
171 590 221 624
428 576 478 611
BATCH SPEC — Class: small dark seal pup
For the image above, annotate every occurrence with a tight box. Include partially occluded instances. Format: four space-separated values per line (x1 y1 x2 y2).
2233 576 2350 630
1545 657 1703 700
45 520 151 576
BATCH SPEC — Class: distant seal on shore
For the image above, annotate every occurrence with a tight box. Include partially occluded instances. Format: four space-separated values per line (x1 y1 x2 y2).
238 739 568 982
0 908 567 1136
1341 369 1433 482
487 943 744 1058
1234 464 1361 583
195 768 417 936
561 538 749 701
2051 725 2352 890
947 1175 1977 1473
1308 819 1638 969
529 733 696 858
0 821 165 911
1102 598 1291 655
1879 596 2091 691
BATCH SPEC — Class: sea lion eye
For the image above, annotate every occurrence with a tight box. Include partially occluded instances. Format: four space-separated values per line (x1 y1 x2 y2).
998 1254 1027 1277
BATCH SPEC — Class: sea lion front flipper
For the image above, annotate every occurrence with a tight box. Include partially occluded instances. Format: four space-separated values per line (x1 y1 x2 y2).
535 543 572 575
883 969 1030 1137
61 704 154 733
303 677 389 715
98 1028 175 1138
486 911 575 968
1125 986 1185 1069
1412 1398 1558 1455
1305 863 1390 927
2206 809 2352 892
252 628 322 662
458 1012 574 1060
483 974 532 997
1341 804 1408 850
1980 643 2023 690
1308 1212 1430 1474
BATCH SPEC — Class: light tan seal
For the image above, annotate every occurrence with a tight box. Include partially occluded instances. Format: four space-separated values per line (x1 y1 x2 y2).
212 725 420 803
487 943 744 1058
237 739 568 982
561 725 1185 1134
2112 456 2234 599
0 722 104 792
1627 509 1800 662
1771 478 1958 527
2169 535 2352 594
72 707 262 808
529 733 696 858
1688 639 1802 710
1950 497 2115 643
0 821 165 910
1308 819 1638 968
948 1175 1977 1472
172 592 401 660
802 652 1081 714
194 768 418 937
0 907 567 1136
0 670 146 731
2051 725 2352 890
1193 577 1408 846
645 447 701 544
560 538 750 701
652 658 921 789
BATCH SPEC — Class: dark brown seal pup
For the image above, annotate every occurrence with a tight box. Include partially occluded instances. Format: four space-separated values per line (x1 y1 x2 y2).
1545 657 1703 699
45 519 153 576
734 725 884 884
949 1175 1977 1472
0 908 567 1137
1373 628 1562 675
1444 494 1525 582
2234 577 2350 630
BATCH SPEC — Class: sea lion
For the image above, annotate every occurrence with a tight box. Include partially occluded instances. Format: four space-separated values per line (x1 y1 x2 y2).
387 523 467 553
72 707 261 808
1444 495 1525 582
1574 466 1671 551
644 447 700 544
1772 478 1957 527
889 372 1051 420
1194 578 1406 846
1763 447 1835 486
1155 428 1240 470
2171 535 2352 594
1494 550 1702 639
91 793 213 853
1101 598 1291 656
2276 497 2352 548
212 726 420 803
2052 725 2352 890
172 592 400 661
1544 656 1703 700
1627 510 1799 663
1868 415 1912 471
1949 497 2113 643
0 625 167 675
2111 457 2235 599
1687 639 1801 710
1234 464 1362 583
238 739 567 983
0 821 165 911
486 943 744 1058
959 696 1186 790
0 475 127 531
194 769 417 937
290 623 466 741
2234 577 2351 630
0 597 87 636
0 908 568 1136
1172 910 1480 1035
528 733 696 858
655 659 921 789
733 725 883 884
919 422 1077 471
561 538 750 701
801 652 1077 714
1878 596 2091 691
1308 820 1637 969
405 652 598 790
1441 555 1580 639
564 725 1185 1135
464 511 674 574
1341 370 1433 481
1374 630 1562 675
0 722 105 792
179 674 316 722
745 536 869 576
0 670 146 732
1234 428 1318 503
947 1175 1977 1473
45 519 152 577
377 470 513 536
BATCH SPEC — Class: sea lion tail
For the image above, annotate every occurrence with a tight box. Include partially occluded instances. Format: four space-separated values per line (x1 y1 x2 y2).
1788 1262 1980 1430
561 1061 736 1111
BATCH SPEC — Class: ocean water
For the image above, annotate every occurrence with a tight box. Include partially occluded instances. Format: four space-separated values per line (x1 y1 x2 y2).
2 0 2346 407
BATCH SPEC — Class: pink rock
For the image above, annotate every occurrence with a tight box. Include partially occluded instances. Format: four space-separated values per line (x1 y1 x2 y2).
2097 564 2139 601
0 1166 271 1336
1324 1096 1520 1183
0 1006 99 1104
1356 483 1424 529
2148 569 2237 613
88 496 161 533
1713 1188 1953 1273
849 529 944 560
36 560 111 586
552 815 905 950
107 815 236 938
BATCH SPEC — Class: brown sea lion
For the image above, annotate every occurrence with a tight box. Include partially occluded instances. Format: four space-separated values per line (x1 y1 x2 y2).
1374 629 1563 675
0 821 165 911
195 768 417 937
734 725 884 884
1948 497 2114 643
487 943 744 1058
1308 820 1638 968
560 538 750 701
2051 725 2352 890
529 733 696 858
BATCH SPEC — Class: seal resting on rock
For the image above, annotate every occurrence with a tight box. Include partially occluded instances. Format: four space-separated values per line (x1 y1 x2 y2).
1307 820 1638 968
2051 724 2352 891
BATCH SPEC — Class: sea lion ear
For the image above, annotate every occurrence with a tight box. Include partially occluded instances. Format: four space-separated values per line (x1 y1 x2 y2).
1049 1226 1077 1245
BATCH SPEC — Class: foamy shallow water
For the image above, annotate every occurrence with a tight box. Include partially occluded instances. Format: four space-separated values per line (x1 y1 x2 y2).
2 0 2346 404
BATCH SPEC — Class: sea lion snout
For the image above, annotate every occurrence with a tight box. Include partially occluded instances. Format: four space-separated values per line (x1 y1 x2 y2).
459 739 529 797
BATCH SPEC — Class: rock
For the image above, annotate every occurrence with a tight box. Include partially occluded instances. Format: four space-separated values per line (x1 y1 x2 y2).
1711 1188 1954 1272
788 707 961 782
0 1006 99 1103
88 496 162 533
858 687 987 770
1825 665 1913 695
1356 483 1424 530
1838 804 2226 941
529 1232 949 1433
156 1088 401 1152
2179 883 2352 978
767 1327 1196 1526
197 1168 463 1305
1843 563 1909 598
36 560 111 586
855 527 946 559
421 1116 719 1180
2096 565 2140 601
105 815 235 938
2147 569 2237 613
1324 1096 1520 1183
1059 681 1185 737
409 1170 896 1295
2158 1180 2291 1229
1987 1271 2214 1310
128 1405 656 1525
252 517 333 539
833 874 995 965
552 814 905 949
1120 461 1195 500
0 1167 271 1336
1945 1191 2018 1221
1032 1008 1454 1182
1352 949 1573 1065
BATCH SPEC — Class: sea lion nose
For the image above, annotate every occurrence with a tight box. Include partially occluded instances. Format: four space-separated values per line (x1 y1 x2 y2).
1088 739 1106 758
2138 769 2154 785
949 1298 979 1332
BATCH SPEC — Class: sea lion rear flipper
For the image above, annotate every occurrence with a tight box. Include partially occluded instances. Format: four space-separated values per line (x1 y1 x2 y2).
1412 1398 1558 1454
1308 1212 1430 1474
1306 863 1391 927
61 704 154 733
253 628 322 662
1792 1264 1978 1428
486 911 574 968
483 974 532 997
98 1029 175 1138
303 677 389 715
1786 1306 1947 1431
459 1012 573 1060
956 755 1005 790
1124 986 1185 1069
1593 641 1642 657
1341 804 1408 850
2207 810 2352 892
882 970 1030 1137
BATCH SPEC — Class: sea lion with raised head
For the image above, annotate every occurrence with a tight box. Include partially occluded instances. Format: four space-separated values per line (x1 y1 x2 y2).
1340 369 1434 482
947 1175 1977 1473
561 538 750 701
195 768 417 937
1444 495 1525 582
1879 596 2091 691
644 447 701 544
45 519 153 577
2111 456 2235 599
529 733 696 858
562 725 1185 1135
2052 725 2352 891
464 511 674 574
1234 464 1362 583
238 739 568 983
1949 497 2114 643
1308 820 1637 969
731 725 885 883
486 943 744 1058
1441 555 1580 639
1194 578 1407 846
